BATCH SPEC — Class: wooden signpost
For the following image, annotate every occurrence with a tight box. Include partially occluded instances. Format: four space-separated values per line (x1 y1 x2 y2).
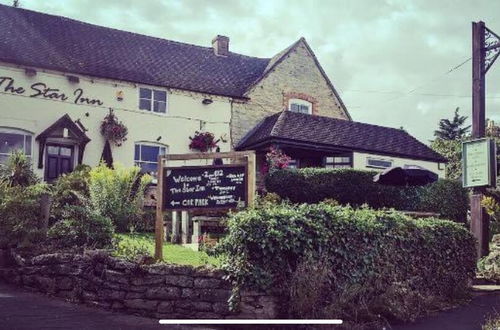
470 21 500 258
154 151 256 260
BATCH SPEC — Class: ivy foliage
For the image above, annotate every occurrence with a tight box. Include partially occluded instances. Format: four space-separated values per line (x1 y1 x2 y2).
265 168 468 222
213 202 477 322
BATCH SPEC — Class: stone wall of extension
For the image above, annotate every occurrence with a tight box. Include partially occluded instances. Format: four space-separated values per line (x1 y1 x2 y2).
231 40 350 147
0 250 278 319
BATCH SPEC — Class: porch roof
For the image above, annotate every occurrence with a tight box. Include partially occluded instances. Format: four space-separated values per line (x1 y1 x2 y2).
235 111 447 163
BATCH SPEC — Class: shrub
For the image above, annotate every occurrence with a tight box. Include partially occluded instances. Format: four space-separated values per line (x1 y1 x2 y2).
47 205 114 249
0 150 39 187
112 234 151 261
50 165 91 220
265 168 468 222
88 163 152 232
213 202 476 323
0 182 49 248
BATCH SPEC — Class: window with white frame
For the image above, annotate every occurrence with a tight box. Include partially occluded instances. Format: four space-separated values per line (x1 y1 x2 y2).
324 156 351 168
0 128 32 164
134 143 167 177
366 157 393 169
288 98 312 115
139 88 167 114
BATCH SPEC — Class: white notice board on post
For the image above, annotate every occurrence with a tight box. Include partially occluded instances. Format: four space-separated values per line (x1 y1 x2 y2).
462 138 497 188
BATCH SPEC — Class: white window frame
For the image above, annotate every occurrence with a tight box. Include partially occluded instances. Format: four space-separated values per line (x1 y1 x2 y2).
288 98 312 115
0 127 33 164
366 157 393 169
324 155 352 169
134 142 168 180
138 87 168 114
288 158 300 169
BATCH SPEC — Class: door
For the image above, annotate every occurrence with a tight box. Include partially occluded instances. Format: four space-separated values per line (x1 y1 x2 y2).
45 144 74 181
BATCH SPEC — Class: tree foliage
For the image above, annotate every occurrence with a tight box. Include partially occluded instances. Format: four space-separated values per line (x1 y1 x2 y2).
434 107 470 140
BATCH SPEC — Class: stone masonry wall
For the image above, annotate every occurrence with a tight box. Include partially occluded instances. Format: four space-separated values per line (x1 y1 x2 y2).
231 40 350 147
0 250 278 319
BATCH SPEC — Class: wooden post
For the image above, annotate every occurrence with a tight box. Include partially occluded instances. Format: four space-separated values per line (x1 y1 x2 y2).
246 151 256 207
154 155 165 261
471 21 490 258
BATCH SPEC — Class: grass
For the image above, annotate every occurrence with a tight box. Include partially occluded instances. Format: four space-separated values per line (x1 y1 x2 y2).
114 233 221 267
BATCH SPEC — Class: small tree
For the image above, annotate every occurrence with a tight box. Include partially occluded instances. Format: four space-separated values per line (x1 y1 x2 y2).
434 107 471 140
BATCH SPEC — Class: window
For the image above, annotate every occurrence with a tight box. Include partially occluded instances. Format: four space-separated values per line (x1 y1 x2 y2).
288 98 312 115
367 158 393 169
139 88 167 113
0 128 32 164
324 156 351 169
288 159 299 169
134 143 167 177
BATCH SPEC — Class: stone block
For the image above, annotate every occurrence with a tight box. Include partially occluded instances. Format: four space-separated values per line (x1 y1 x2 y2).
212 302 231 315
165 275 193 287
98 289 127 301
170 265 193 275
145 264 174 275
198 289 230 302
103 270 129 284
194 312 219 319
31 253 73 265
131 275 164 286
123 299 159 311
193 278 221 289
181 288 199 299
145 287 181 299
157 301 173 313
56 277 74 290
192 301 213 312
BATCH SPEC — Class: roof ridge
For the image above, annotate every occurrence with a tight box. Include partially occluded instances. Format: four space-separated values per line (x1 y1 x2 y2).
0 4 269 61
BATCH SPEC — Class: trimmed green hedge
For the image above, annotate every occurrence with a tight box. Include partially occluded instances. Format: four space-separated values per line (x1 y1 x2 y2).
214 202 476 322
265 168 469 222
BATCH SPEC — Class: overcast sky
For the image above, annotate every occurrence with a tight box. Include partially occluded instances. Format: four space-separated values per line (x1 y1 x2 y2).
2 0 500 143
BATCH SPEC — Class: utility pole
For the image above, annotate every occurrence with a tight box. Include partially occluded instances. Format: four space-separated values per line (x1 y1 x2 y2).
471 21 500 258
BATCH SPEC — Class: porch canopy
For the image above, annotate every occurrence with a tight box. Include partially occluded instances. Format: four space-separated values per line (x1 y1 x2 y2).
235 111 447 164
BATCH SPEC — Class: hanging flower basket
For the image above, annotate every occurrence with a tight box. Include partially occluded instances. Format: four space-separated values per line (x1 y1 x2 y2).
189 131 219 152
263 146 291 174
100 110 128 146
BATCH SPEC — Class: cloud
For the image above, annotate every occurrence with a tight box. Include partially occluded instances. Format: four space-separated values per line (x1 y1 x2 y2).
3 0 500 142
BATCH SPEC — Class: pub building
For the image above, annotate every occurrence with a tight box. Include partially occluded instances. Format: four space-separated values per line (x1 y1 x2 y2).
0 5 446 189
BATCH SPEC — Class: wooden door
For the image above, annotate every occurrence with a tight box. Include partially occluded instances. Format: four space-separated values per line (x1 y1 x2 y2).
45 144 74 181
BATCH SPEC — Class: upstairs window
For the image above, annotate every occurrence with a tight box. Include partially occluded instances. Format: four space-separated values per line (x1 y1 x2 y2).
288 98 312 115
134 143 167 178
324 156 351 169
366 157 393 169
0 128 32 164
139 88 167 114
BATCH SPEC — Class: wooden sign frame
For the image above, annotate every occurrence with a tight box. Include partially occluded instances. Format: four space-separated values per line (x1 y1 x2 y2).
163 163 248 212
155 151 256 260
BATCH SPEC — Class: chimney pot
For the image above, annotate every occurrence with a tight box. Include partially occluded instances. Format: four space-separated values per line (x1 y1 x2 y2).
212 35 229 57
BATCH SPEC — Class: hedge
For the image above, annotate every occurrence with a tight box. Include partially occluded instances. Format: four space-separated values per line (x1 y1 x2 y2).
265 168 469 222
214 202 477 323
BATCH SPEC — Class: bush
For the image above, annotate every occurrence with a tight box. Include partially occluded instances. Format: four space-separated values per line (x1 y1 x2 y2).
0 150 39 187
0 182 49 248
47 205 114 249
50 165 91 221
265 168 468 222
88 163 152 232
213 202 476 323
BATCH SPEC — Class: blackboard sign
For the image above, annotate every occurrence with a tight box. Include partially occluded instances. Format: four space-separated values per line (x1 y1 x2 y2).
163 165 247 211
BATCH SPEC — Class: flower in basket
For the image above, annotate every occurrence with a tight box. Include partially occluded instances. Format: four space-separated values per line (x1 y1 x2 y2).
189 131 220 152
100 110 128 146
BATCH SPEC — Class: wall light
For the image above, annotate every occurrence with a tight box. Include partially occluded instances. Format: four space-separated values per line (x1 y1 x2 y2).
202 98 213 105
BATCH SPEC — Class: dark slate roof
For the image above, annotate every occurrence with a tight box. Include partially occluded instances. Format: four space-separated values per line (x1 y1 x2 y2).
0 4 270 98
236 111 447 163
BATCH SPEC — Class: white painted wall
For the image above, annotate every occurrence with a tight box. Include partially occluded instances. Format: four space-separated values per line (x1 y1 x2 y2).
0 63 232 179
352 152 445 178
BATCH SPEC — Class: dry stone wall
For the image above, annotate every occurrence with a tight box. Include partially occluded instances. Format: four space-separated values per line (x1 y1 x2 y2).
0 250 277 319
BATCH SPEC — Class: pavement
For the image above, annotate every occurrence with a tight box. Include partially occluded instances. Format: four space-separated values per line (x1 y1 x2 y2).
0 282 210 330
390 290 500 330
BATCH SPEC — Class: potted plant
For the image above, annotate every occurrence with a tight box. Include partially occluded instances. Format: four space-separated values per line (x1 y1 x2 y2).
189 131 219 152
100 110 128 146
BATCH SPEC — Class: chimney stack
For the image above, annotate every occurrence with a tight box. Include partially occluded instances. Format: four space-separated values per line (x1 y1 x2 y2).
212 35 229 57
